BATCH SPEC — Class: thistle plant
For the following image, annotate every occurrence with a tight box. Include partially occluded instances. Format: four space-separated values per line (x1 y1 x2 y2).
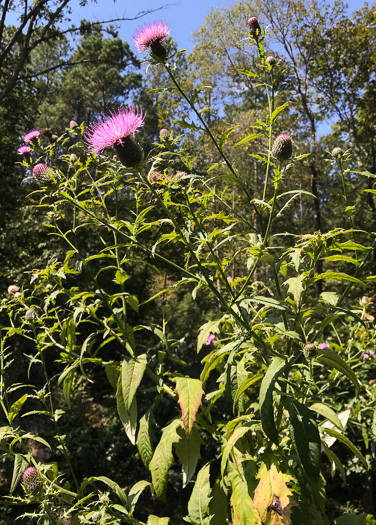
0 14 375 525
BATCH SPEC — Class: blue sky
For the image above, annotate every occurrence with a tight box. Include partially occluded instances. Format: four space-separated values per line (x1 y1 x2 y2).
66 0 369 53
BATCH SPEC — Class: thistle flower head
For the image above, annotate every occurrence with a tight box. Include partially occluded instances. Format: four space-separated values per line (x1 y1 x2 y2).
332 147 344 157
84 106 145 154
303 343 317 359
8 285 20 295
33 164 58 185
40 128 53 138
133 21 170 52
25 308 36 321
160 128 170 140
206 334 215 346
272 134 293 161
318 343 330 350
69 120 78 128
23 130 40 144
22 467 41 494
266 55 277 67
18 145 31 156
247 17 261 38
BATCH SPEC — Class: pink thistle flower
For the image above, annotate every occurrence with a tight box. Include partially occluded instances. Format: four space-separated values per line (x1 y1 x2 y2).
133 21 170 58
360 352 370 360
84 106 145 167
22 467 41 494
23 130 40 144
205 334 215 346
368 350 375 356
18 145 31 156
361 296 369 304
8 285 20 295
318 343 330 350
227 276 233 282
25 308 37 321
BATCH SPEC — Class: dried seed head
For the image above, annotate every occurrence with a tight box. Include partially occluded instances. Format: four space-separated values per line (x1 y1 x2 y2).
271 134 293 161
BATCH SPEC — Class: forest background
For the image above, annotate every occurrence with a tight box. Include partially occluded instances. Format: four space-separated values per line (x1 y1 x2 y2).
1 0 376 522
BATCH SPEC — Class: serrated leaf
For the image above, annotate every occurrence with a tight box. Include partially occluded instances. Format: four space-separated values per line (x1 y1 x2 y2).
197 319 221 353
185 463 212 525
316 348 359 391
221 422 255 476
127 480 152 515
284 398 321 481
174 119 202 131
320 292 339 306
219 125 239 150
117 378 137 445
259 357 287 444
175 426 203 487
309 403 343 430
147 517 170 525
314 271 366 288
8 394 28 423
149 419 181 500
322 255 358 265
235 133 263 147
115 269 128 285
283 276 304 302
174 377 204 437
228 462 260 525
10 455 28 493
246 296 293 313
319 426 368 469
237 68 259 77
252 463 293 524
121 354 147 412
209 480 228 525
270 102 289 125
136 408 156 468
79 476 127 506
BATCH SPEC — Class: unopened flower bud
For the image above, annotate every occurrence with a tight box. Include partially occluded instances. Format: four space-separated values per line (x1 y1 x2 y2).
361 296 369 304
69 153 78 163
266 56 277 67
332 147 343 157
25 309 36 321
303 343 317 359
40 128 53 139
69 120 78 128
15 292 21 298
272 134 293 161
22 467 42 494
114 136 143 168
33 164 59 186
8 285 20 295
160 128 170 140
247 17 261 38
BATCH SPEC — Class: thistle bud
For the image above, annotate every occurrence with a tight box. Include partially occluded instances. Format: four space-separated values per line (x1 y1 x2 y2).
69 120 78 128
247 17 261 38
303 343 317 359
33 164 59 186
22 467 42 494
8 285 20 295
266 56 277 67
272 134 293 161
160 128 170 140
114 136 143 168
332 147 344 158
25 309 36 321
40 128 53 139
69 153 78 164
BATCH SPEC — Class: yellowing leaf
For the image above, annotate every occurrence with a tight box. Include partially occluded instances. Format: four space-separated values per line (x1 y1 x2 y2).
252 464 294 525
174 377 204 437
